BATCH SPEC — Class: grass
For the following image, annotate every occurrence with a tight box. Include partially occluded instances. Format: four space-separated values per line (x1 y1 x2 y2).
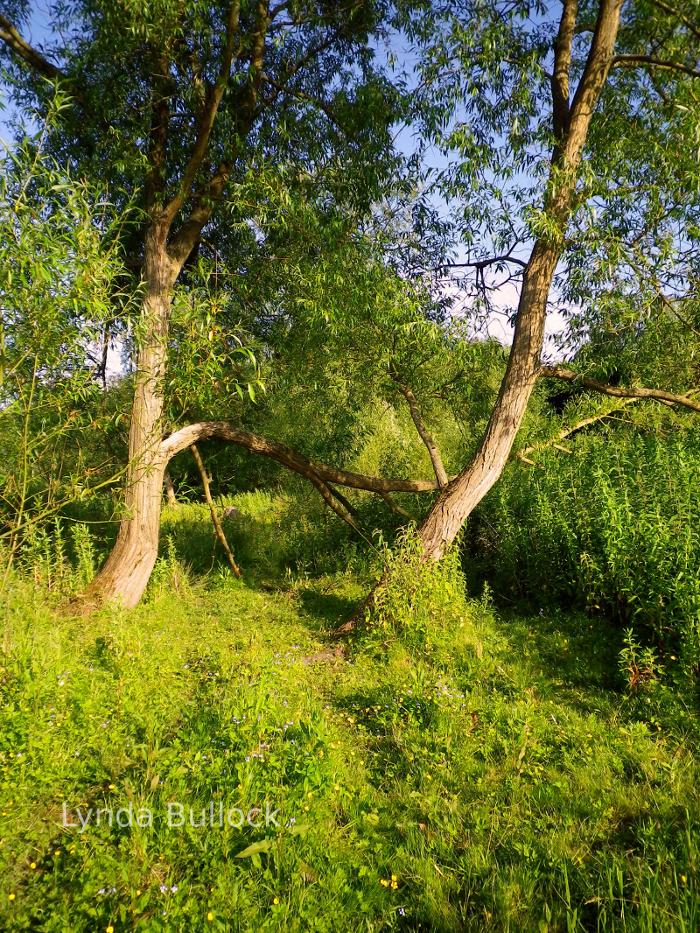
0 507 699 931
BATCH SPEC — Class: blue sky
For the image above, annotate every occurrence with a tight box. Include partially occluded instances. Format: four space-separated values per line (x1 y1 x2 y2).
0 3 568 354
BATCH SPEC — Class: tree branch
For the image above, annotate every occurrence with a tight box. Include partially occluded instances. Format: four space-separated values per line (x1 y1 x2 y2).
161 422 439 493
190 443 241 576
539 367 700 412
161 1 241 226
551 0 578 141
378 491 413 520
0 14 63 82
612 54 700 78
650 0 700 40
260 73 347 133
516 398 639 464
433 252 527 273
565 0 624 166
145 52 172 212
306 473 361 533
167 0 269 268
391 375 449 488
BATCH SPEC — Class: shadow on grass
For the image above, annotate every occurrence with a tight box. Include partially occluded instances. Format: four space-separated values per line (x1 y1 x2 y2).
297 588 361 632
498 608 626 708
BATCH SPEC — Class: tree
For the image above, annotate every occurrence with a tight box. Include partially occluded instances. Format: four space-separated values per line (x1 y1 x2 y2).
394 0 700 563
1 0 411 607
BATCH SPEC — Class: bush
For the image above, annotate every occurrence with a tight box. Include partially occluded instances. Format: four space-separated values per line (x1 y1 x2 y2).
472 430 700 686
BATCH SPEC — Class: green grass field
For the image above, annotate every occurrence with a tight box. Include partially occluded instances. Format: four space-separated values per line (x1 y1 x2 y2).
1 506 698 931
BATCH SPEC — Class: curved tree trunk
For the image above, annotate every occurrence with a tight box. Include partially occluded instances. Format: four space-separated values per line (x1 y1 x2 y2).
78 230 176 610
418 243 558 557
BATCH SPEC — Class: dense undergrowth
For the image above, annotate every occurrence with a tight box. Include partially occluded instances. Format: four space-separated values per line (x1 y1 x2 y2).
1 508 699 931
471 429 700 690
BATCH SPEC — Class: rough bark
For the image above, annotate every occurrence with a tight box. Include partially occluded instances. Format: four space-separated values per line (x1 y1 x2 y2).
68 2 269 611
76 229 177 610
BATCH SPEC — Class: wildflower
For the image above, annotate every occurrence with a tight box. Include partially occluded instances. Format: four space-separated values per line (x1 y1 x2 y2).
106 926 114 933
273 897 280 905
681 874 687 884
380 879 390 887
171 885 178 893
8 893 15 901
207 911 214 921
108 784 116 790
30 862 36 869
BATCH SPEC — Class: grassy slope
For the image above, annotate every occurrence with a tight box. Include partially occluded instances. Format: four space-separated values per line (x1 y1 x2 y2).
1 543 699 930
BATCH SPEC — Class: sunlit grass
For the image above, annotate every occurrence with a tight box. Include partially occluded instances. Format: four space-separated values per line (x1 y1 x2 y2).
0 519 698 931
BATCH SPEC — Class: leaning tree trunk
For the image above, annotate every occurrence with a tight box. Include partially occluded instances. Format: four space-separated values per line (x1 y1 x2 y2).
79 230 176 609
418 243 558 557
409 0 624 564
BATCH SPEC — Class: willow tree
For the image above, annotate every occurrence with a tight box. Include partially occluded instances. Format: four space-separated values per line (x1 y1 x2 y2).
391 0 700 562
1 0 413 607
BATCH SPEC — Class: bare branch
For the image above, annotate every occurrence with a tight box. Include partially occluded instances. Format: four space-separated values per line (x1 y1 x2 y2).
378 491 413 520
540 367 700 412
161 422 439 493
307 473 361 533
433 252 527 274
612 53 700 78
391 374 449 488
